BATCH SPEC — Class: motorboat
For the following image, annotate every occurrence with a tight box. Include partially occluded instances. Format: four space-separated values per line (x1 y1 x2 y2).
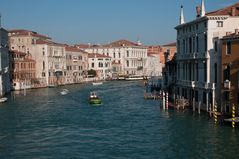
125 75 144 81
0 97 7 103
60 89 69 95
88 92 102 105
92 82 103 86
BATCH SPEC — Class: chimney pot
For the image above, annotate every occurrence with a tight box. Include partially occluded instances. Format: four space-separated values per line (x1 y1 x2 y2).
196 5 201 18
235 29 239 34
226 32 232 36
232 7 236 16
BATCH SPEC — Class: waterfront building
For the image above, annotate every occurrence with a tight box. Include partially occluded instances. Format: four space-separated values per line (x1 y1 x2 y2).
146 52 163 77
8 30 66 87
82 39 148 78
88 53 112 80
175 1 239 111
147 42 176 65
10 50 36 90
34 40 66 86
0 28 11 96
221 30 239 114
65 45 88 84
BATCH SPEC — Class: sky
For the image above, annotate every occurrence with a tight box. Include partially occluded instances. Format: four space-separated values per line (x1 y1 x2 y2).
0 0 239 45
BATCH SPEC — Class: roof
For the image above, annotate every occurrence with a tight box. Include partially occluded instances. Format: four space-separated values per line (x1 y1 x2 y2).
206 2 239 16
36 39 64 46
103 39 139 47
88 53 111 58
222 31 239 40
9 29 51 39
65 46 82 52
162 42 176 47
75 44 91 49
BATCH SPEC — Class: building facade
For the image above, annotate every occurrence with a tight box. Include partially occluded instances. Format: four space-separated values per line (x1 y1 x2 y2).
0 28 11 96
88 53 111 80
10 50 36 90
8 30 67 87
175 1 239 111
65 46 88 84
82 40 148 78
221 30 239 114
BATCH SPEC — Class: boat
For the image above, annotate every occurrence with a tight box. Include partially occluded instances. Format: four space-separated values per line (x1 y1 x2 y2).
60 89 69 95
125 75 144 81
92 82 103 86
88 92 102 105
224 117 239 123
0 97 7 103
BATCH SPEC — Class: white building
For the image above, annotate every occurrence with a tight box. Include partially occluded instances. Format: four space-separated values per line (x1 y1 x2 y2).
82 39 148 78
175 1 239 111
146 53 163 77
0 28 11 96
88 53 111 80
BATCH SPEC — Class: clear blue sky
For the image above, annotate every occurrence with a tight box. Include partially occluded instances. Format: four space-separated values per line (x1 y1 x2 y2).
0 0 238 45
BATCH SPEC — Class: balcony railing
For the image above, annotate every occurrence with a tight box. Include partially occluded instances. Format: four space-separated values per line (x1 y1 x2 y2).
177 51 209 60
177 80 215 89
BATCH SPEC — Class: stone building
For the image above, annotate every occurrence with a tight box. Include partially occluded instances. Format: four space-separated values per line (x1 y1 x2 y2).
175 1 239 111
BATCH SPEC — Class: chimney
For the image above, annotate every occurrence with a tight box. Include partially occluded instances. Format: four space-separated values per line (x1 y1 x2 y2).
231 7 236 16
226 32 232 36
235 29 239 35
196 5 201 18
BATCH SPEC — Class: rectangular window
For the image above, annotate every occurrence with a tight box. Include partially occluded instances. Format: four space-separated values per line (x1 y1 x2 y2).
226 41 231 55
196 36 199 52
217 21 223 27
204 62 207 82
195 91 198 102
91 63 94 68
203 92 206 104
214 41 218 52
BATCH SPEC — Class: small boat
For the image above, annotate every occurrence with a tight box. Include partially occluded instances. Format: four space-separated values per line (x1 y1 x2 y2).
0 97 7 103
125 75 144 81
88 92 102 105
60 89 69 95
92 82 103 86
224 117 239 122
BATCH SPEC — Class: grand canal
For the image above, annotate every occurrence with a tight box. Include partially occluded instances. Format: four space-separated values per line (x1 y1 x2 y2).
0 81 239 158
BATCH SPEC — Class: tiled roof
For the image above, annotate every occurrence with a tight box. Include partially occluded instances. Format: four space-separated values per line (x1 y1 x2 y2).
65 46 83 52
75 44 91 49
104 39 139 47
36 40 64 46
88 53 111 58
162 42 176 47
206 2 239 16
222 32 239 40
9 29 51 39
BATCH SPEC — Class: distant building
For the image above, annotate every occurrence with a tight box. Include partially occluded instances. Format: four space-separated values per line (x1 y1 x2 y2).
88 53 112 80
8 29 66 87
221 30 239 114
0 28 11 96
10 50 36 90
146 53 163 77
147 42 176 65
175 1 239 111
65 46 88 84
81 39 148 77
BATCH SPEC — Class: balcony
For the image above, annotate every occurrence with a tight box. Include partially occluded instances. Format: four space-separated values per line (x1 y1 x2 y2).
176 51 209 60
224 80 231 89
177 80 215 90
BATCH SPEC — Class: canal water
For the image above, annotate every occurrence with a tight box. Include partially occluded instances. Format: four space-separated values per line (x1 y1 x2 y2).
0 81 239 159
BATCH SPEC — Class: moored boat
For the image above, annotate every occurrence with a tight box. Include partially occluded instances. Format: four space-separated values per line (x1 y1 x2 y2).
0 97 7 103
60 89 69 95
88 92 102 105
92 82 103 86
